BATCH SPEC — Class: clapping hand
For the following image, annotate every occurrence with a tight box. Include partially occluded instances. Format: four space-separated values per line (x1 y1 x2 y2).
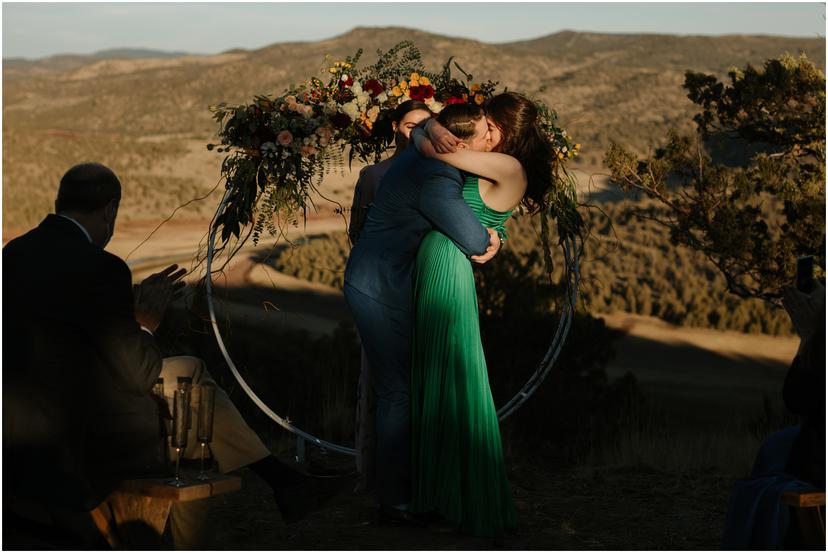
782 280 825 341
470 228 502 265
134 264 187 333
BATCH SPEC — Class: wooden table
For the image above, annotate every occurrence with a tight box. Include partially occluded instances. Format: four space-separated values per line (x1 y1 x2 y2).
781 490 825 548
91 474 241 548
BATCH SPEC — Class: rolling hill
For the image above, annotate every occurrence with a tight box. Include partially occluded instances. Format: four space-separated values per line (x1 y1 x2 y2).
3 27 823 232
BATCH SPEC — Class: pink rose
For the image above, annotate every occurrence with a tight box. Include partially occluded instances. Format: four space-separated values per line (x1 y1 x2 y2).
277 130 293 146
301 144 318 157
316 127 333 146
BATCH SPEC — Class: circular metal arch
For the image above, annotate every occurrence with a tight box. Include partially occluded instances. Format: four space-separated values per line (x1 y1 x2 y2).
205 186 581 457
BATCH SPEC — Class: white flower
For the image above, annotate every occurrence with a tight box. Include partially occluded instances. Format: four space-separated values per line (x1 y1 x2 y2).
367 106 380 123
376 92 388 103
429 100 444 113
341 101 360 122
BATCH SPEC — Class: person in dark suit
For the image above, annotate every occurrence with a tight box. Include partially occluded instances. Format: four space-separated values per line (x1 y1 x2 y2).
781 282 825 490
722 281 825 549
3 163 323 547
343 115 500 523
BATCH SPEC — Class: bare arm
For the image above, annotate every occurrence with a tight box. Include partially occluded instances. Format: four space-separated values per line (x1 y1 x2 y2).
411 125 527 189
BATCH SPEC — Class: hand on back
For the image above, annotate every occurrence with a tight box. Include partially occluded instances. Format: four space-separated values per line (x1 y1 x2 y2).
425 119 462 154
470 228 501 265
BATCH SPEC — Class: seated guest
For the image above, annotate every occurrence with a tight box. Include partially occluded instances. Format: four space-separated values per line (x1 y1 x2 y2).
3 163 318 548
781 283 825 490
722 281 825 549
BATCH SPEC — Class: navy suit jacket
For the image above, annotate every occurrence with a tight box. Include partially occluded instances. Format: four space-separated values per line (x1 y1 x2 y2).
3 214 164 506
344 144 490 312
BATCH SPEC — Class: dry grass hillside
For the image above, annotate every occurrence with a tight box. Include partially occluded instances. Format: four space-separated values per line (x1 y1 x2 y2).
3 27 824 233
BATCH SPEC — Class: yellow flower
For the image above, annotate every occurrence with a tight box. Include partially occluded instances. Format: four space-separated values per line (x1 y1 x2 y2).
470 83 481 93
574 143 581 150
399 80 408 90
474 93 485 105
409 80 418 88
392 86 402 97
329 67 337 74
557 151 565 160
419 76 430 86
410 72 420 82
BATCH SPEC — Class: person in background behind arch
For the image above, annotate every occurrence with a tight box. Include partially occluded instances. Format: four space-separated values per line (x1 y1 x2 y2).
348 100 432 493
348 100 433 245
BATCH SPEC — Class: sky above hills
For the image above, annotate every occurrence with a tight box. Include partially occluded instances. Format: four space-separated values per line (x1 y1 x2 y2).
2 2 825 59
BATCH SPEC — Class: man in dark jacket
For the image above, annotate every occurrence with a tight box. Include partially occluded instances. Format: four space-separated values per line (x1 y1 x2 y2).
3 163 316 547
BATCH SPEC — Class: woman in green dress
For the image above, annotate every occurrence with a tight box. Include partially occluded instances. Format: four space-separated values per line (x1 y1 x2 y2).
408 93 557 537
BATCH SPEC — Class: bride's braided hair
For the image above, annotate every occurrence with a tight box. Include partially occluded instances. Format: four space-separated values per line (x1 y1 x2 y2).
485 92 555 214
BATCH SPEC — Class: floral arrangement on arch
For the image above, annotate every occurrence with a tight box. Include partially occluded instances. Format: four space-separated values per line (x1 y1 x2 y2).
207 41 582 254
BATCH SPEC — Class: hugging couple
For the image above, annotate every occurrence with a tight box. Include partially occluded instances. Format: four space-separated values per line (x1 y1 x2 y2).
345 91 556 538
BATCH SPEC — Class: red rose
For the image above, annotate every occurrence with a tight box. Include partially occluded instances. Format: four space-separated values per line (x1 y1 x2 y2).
338 75 354 89
444 96 468 105
331 112 352 129
364 79 384 97
409 85 435 101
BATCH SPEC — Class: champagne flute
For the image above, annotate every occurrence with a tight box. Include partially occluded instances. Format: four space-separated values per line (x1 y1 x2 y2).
153 378 171 473
167 382 191 487
196 383 216 480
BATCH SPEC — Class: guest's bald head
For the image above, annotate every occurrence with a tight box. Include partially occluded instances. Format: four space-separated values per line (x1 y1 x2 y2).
56 163 121 214
55 163 121 248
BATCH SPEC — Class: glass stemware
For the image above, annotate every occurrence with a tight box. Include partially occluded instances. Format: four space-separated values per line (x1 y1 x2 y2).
196 383 216 480
167 379 191 487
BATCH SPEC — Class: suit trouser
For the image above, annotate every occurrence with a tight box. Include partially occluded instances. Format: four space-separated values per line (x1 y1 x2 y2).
159 356 270 549
343 283 412 507
354 346 376 492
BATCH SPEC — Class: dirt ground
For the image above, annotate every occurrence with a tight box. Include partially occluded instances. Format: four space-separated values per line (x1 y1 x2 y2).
206 460 729 550
4 217 793 550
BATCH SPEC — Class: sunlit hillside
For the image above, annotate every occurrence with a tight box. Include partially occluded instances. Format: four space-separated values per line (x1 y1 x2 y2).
3 27 824 232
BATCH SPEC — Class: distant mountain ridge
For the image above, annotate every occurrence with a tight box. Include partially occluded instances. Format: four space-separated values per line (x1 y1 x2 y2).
5 47 192 62
3 27 824 231
3 47 193 73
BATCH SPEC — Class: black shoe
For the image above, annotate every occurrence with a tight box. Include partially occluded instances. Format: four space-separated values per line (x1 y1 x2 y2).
377 505 427 527
250 456 351 523
273 477 314 524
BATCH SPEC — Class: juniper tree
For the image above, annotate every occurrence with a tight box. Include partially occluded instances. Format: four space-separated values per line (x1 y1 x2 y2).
605 54 825 304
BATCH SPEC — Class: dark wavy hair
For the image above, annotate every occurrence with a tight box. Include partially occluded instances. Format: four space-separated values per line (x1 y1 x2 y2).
485 92 554 214
373 100 432 147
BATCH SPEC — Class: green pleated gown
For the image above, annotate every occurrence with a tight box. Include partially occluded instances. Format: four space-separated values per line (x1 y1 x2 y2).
410 176 517 537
